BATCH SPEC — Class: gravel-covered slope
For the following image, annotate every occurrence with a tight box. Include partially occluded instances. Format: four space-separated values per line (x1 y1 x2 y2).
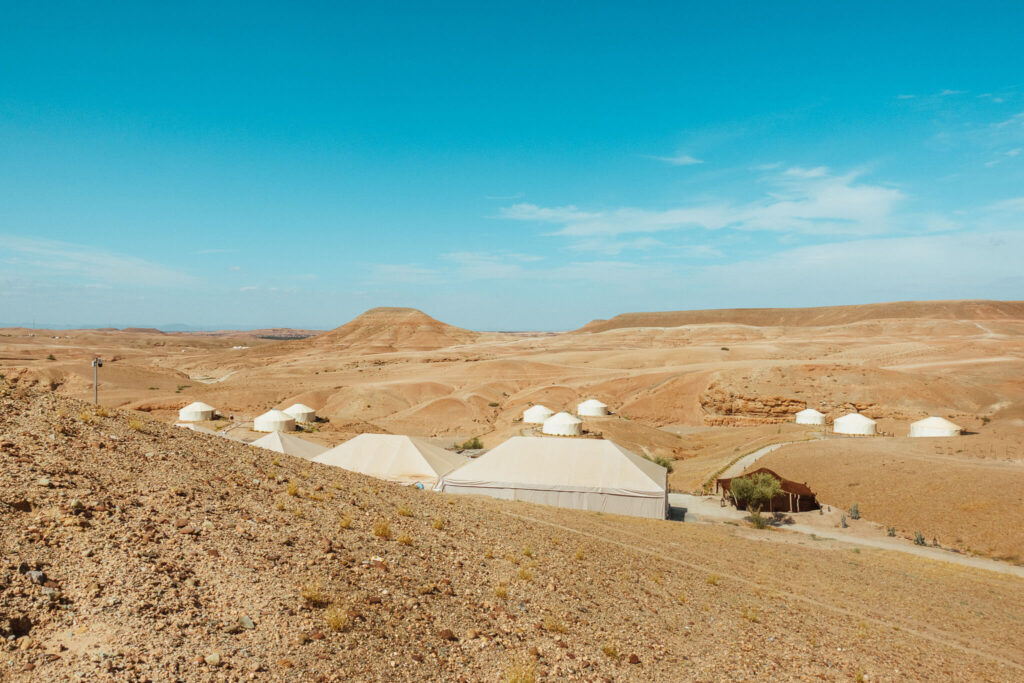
2 380 1023 681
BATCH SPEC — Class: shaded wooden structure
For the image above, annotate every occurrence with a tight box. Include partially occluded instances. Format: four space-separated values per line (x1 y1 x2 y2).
716 467 819 513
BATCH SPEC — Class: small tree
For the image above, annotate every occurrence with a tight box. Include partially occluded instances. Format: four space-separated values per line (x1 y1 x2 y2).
730 473 783 528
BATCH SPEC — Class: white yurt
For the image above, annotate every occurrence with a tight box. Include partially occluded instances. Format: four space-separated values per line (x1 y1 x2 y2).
542 411 583 436
522 404 555 424
833 412 877 436
437 437 668 519
909 416 962 438
283 403 317 423
312 434 469 487
254 409 295 433
577 398 609 417
178 401 215 422
794 408 826 425
250 431 327 460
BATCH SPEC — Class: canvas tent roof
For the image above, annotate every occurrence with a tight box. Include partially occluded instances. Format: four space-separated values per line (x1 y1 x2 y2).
250 431 327 460
312 434 469 486
578 399 607 409
184 401 215 412
795 408 824 418
545 411 582 426
437 437 667 519
522 404 555 423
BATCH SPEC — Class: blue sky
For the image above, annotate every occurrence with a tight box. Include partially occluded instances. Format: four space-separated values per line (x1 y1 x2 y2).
1 1 1023 330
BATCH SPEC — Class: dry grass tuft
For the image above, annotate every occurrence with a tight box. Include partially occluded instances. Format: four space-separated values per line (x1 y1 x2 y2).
324 606 350 632
94 406 110 417
373 520 392 539
339 515 353 529
287 481 299 497
504 658 536 683
574 548 585 562
518 568 533 582
706 573 720 586
397 504 412 517
521 545 533 558
543 615 568 633
78 410 94 424
601 643 619 660
397 533 413 546
128 418 146 432
494 582 510 599
432 518 445 530
484 548 494 559
300 582 328 608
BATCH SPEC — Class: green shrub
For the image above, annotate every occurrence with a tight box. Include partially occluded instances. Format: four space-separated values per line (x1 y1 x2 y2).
459 437 483 450
913 531 926 546
849 503 860 520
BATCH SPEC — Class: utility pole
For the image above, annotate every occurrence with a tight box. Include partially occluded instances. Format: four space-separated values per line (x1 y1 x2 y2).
92 357 103 405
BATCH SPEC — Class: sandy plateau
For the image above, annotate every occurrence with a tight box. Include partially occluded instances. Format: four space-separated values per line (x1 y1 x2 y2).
2 300 1024 680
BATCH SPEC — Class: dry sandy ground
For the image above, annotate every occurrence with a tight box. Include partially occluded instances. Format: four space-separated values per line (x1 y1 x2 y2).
3 384 1024 681
3 301 1024 566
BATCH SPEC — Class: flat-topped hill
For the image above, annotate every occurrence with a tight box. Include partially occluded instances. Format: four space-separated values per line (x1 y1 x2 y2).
310 308 479 352
574 299 1024 333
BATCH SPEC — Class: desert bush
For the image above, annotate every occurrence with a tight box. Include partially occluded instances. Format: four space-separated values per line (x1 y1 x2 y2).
887 527 896 537
913 531 926 546
601 643 619 659
518 568 533 582
653 456 675 473
300 582 328 608
484 547 494 559
128 418 146 432
324 606 350 632
373 520 392 539
574 548 585 561
432 518 445 530
95 406 110 417
521 545 533 558
543 615 568 633
749 510 769 529
850 503 860 520
730 472 782 518
706 573 720 586
339 515 353 529
494 582 509 599
46 354 56 361
78 410 94 424
458 436 484 449
396 504 412 517
488 402 499 407
841 514 848 528
397 534 413 546
504 658 536 683
287 481 299 497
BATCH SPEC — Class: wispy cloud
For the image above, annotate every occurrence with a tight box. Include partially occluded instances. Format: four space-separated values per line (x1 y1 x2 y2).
940 89 967 96
499 166 906 243
0 235 196 287
646 153 703 166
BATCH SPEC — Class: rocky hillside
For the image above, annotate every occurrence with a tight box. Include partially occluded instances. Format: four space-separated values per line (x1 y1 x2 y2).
574 299 1024 333
2 379 1023 680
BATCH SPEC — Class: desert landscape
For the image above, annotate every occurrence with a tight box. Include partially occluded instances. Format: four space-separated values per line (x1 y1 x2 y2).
3 300 1024 680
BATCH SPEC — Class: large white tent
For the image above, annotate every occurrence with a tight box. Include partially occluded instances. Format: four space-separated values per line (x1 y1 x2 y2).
250 431 327 460
577 398 609 417
522 404 555 424
254 409 296 433
542 411 583 436
833 412 877 436
794 408 826 425
909 416 962 438
283 403 317 423
437 436 668 519
312 434 469 486
178 401 215 422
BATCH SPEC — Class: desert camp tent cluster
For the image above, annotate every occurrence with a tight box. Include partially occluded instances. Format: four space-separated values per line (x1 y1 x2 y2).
795 409 962 438
436 437 668 519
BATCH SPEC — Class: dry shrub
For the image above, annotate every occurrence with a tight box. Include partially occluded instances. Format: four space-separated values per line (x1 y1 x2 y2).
707 573 720 586
521 545 533 558
543 615 567 633
396 505 412 517
484 548 494 559
300 582 328 608
325 606 350 632
601 643 619 659
431 518 445 530
128 418 146 432
94 406 110 417
574 548 585 562
339 515 353 529
397 534 413 546
494 582 510 599
287 481 299 497
504 659 536 683
518 568 533 582
373 520 392 539
78 411 94 424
